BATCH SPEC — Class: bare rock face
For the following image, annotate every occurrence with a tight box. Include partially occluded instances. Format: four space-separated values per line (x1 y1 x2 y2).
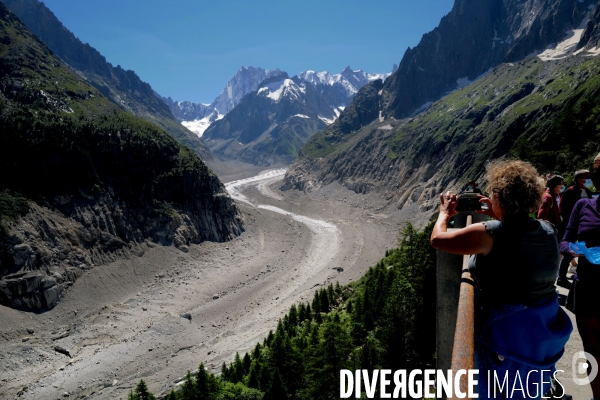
0 182 244 310
381 0 597 120
578 2 600 50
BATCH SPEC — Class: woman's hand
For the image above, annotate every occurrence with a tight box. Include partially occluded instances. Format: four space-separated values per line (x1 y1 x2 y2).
439 191 459 218
475 194 499 219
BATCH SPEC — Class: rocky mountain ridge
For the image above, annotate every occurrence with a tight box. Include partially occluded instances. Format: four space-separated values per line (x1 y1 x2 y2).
284 0 600 215
162 66 389 138
202 73 335 165
0 3 243 310
2 0 210 158
381 0 598 120
196 67 389 166
161 66 284 137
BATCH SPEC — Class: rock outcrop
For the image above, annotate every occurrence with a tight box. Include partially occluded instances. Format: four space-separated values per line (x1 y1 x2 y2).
0 179 242 310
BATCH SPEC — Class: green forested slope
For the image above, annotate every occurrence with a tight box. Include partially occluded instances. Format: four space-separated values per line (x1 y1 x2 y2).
386 55 600 185
2 0 210 159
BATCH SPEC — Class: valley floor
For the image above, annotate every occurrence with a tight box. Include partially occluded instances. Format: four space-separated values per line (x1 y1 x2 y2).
0 160 591 399
0 162 402 399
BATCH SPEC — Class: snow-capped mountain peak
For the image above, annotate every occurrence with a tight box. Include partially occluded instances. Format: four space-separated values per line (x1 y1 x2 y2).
297 70 334 85
258 79 306 102
162 65 390 137
297 66 390 99
212 66 283 114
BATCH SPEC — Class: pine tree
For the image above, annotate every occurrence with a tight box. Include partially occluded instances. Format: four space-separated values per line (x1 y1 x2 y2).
311 291 320 313
307 313 352 399
297 302 306 322
335 281 342 295
196 363 208 399
319 289 329 312
305 303 312 321
221 362 228 381
242 353 251 374
246 360 261 390
288 304 298 328
252 342 261 359
132 379 156 400
315 311 323 324
327 283 335 305
232 352 244 383
166 390 178 400
264 370 288 400
181 371 198 400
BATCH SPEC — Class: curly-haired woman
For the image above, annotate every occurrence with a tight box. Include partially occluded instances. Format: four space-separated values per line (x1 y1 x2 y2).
431 160 572 399
560 153 600 399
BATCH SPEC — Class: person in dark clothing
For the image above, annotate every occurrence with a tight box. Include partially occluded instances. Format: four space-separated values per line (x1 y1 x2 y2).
560 154 600 399
538 175 564 228
556 170 593 288
466 179 482 194
431 160 572 399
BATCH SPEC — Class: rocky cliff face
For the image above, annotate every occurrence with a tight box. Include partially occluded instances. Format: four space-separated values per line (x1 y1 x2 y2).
578 1 600 49
381 0 597 119
1 180 241 310
2 0 210 159
0 3 243 310
297 66 388 108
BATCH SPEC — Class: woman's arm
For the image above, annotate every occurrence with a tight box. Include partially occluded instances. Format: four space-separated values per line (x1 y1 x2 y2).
430 192 494 255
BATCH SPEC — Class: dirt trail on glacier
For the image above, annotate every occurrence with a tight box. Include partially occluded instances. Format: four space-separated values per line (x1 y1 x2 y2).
0 167 399 399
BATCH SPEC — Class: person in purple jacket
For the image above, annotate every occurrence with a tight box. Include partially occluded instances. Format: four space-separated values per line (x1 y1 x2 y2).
556 169 593 288
560 153 600 399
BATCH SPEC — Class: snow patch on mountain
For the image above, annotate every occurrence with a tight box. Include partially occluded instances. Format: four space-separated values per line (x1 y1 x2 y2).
318 115 336 125
181 112 224 137
297 67 389 97
260 79 306 102
539 8 594 61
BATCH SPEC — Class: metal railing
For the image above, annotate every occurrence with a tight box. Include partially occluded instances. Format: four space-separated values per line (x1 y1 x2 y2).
437 213 486 400
448 215 475 399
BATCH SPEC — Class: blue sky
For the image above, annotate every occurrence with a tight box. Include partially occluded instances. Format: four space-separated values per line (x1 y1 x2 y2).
42 0 455 104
